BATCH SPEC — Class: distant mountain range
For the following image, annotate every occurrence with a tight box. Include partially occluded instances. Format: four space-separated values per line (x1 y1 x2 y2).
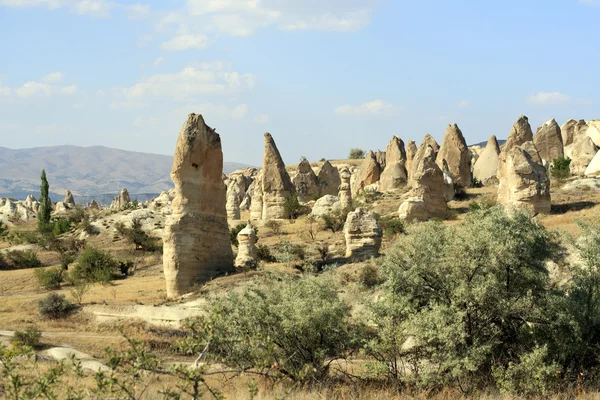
0 146 253 203
470 139 506 147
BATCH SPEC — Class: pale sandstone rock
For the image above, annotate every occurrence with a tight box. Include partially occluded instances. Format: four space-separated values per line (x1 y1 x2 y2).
375 150 386 170
351 151 381 195
226 183 242 220
473 135 501 186
441 159 455 202
379 136 408 191
163 113 234 298
88 200 100 211
586 120 600 147
63 190 75 206
338 167 352 210
292 159 319 202
561 119 578 147
261 133 295 220
408 135 440 187
584 150 600 176
317 161 341 196
311 195 341 217
534 119 564 164
249 171 264 220
110 189 131 211
405 140 418 180
504 115 534 151
571 135 598 175
54 202 69 213
436 123 472 187
344 207 382 260
235 223 258 268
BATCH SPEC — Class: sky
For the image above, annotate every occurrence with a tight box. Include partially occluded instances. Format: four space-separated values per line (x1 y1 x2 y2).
0 0 599 166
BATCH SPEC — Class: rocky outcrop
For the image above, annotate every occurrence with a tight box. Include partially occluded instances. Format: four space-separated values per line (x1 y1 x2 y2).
399 145 447 221
561 119 578 147
311 195 341 217
534 119 564 163
235 223 258 269
473 135 501 186
344 207 382 260
379 136 408 191
571 135 598 175
110 189 131 211
375 150 386 170
163 114 234 298
497 117 551 214
584 150 600 177
441 159 455 202
409 135 440 187
293 159 319 202
249 172 264 220
261 133 295 219
406 140 418 179
317 161 341 196
24 195 39 213
226 183 242 220
436 123 472 187
63 191 75 206
587 120 600 147
338 167 352 210
55 202 69 213
351 151 381 195
88 200 100 211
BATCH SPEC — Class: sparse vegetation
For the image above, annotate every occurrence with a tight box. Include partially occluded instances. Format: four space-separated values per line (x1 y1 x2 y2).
38 293 78 319
11 327 42 348
34 267 64 290
283 193 302 220
264 219 282 235
320 208 349 233
229 223 247 247
115 218 160 252
551 156 571 181
349 148 366 159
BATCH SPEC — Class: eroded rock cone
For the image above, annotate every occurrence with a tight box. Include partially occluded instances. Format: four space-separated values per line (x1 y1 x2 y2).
436 123 472 188
317 161 341 196
111 188 131 210
338 167 352 210
379 136 408 191
163 113 234 298
587 120 600 148
249 171 264 220
497 116 550 214
351 151 381 195
409 135 440 187
261 133 295 219
235 223 258 269
405 140 418 180
63 191 75 205
561 119 578 147
293 159 319 202
344 207 382 260
375 150 386 170
585 150 600 177
226 183 241 220
88 200 100 211
473 135 501 186
534 119 564 164
441 159 455 202
571 135 598 175
399 145 446 221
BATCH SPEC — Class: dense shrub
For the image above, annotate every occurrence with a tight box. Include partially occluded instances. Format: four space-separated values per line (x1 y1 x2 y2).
38 293 78 319
358 264 382 289
11 327 42 348
283 194 302 220
34 267 64 290
379 216 406 237
276 241 306 265
550 157 571 181
5 250 43 270
115 218 160 252
320 208 349 233
229 223 247 248
71 248 120 284
348 148 365 159
256 244 275 262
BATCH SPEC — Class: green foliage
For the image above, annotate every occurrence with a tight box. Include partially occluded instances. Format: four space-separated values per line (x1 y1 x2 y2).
320 208 350 234
379 216 406 237
204 275 356 383
0 221 8 240
34 267 64 290
71 248 120 284
38 293 78 319
11 327 42 348
276 240 306 266
256 244 276 262
115 218 160 252
358 264 382 289
51 218 72 235
229 223 247 248
319 158 326 162
4 250 43 270
283 193 302 220
38 169 52 229
550 157 571 181
348 148 366 159
468 198 497 212
264 219 282 234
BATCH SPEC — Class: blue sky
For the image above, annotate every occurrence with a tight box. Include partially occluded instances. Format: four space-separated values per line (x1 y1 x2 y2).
0 0 598 166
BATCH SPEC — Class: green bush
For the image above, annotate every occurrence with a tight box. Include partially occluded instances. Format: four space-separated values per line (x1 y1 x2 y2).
276 241 305 265
34 267 64 290
320 208 349 233
264 220 282 235
379 216 406 237
229 223 247 248
358 264 381 289
348 148 365 159
71 248 120 284
5 250 43 269
11 327 42 348
38 293 78 319
114 219 160 252
256 244 275 262
550 157 571 181
204 275 357 383
283 194 302 220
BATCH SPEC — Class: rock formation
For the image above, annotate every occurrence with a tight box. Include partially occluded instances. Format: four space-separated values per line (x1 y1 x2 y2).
405 140 418 179
441 159 455 202
497 117 551 214
110 188 131 211
399 145 447 221
571 135 598 175
311 195 341 217
226 183 241 220
533 119 564 163
24 195 39 212
338 167 352 210
584 150 600 177
317 161 341 196
344 207 382 260
292 159 319 202
375 150 386 170
63 191 75 206
436 123 472 187
379 136 408 191
587 120 600 147
561 119 578 147
163 113 234 298
351 151 381 195
235 223 258 269
54 202 69 213
249 172 264 220
473 135 501 186
88 200 100 211
260 133 295 219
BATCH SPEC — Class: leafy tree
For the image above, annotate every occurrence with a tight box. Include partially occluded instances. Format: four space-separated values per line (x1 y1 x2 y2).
229 223 247 247
38 169 52 230
348 148 366 159
550 157 571 181
283 194 302 220
71 248 120 284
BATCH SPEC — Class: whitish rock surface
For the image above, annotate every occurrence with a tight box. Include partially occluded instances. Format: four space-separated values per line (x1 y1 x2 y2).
163 114 234 298
344 207 382 260
338 167 352 210
399 145 447 221
311 195 341 217
351 151 381 195
436 123 472 187
497 117 550 214
24 195 39 213
409 135 440 187
406 140 418 180
88 200 100 211
441 159 455 202
261 133 295 219
534 119 564 164
379 136 408 191
249 171 264 220
587 120 600 147
473 135 501 185
317 161 341 196
561 119 578 147
293 159 319 202
110 188 131 211
562 178 600 192
375 150 386 170
226 175 244 220
584 150 600 176
571 135 598 175
63 190 75 205
54 202 69 213
235 223 258 268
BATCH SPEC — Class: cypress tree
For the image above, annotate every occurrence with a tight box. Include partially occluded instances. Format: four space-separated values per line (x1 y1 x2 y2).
38 169 52 230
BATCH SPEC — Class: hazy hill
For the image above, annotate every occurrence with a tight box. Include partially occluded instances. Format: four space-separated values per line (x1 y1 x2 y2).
0 146 253 201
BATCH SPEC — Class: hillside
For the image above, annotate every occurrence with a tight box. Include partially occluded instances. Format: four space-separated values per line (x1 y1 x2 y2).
0 146 253 201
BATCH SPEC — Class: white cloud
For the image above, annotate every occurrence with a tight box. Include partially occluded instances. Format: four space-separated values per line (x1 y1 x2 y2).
15 81 52 97
60 84 78 94
125 2 149 19
253 114 269 124
41 71 64 83
109 100 145 110
527 91 571 105
458 100 470 108
174 103 249 119
118 65 255 100
161 34 209 51
334 99 402 117
0 0 152 18
153 56 165 67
